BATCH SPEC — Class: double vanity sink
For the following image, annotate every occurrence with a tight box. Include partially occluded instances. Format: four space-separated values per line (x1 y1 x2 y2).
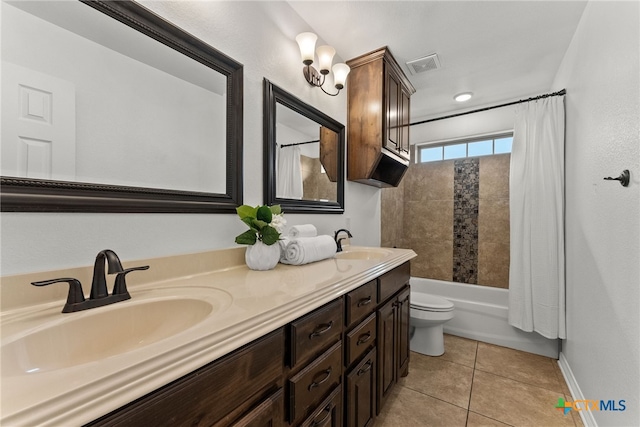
1 246 415 426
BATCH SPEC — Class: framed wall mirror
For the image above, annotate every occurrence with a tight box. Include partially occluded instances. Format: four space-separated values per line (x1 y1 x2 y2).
263 79 345 214
1 0 243 212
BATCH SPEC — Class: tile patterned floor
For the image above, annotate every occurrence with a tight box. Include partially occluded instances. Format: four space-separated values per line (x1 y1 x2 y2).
377 334 584 427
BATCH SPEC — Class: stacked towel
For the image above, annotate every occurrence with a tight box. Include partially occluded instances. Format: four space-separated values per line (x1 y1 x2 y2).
280 235 337 265
288 224 318 238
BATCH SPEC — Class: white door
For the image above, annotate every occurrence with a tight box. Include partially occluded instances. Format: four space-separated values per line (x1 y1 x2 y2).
1 61 76 181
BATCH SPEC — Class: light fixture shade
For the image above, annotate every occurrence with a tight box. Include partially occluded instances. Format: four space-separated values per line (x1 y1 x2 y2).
316 45 336 75
296 32 317 65
332 63 350 89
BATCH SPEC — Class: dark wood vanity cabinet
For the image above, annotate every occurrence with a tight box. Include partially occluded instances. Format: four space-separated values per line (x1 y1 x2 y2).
344 279 378 427
287 298 344 425
88 263 411 427
376 264 411 414
87 329 285 427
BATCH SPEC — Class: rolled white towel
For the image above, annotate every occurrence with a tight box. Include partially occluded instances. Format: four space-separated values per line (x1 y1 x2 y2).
280 235 337 265
288 224 318 238
278 237 290 260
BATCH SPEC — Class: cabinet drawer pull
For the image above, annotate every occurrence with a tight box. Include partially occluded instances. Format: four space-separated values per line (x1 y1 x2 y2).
312 403 333 426
357 296 372 307
357 360 373 376
309 321 333 339
356 332 372 345
308 367 332 391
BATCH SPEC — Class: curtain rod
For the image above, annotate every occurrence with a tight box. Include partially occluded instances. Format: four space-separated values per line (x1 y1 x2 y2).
280 139 319 148
410 88 566 127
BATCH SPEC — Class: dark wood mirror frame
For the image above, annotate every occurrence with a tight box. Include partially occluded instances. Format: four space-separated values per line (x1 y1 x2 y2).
263 79 345 214
0 0 243 213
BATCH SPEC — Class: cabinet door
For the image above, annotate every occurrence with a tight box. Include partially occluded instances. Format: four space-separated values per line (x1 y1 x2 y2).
376 299 396 414
396 286 411 378
384 70 401 155
346 348 376 427
398 89 411 160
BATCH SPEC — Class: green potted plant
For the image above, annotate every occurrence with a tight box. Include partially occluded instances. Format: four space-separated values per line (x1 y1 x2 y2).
235 204 285 270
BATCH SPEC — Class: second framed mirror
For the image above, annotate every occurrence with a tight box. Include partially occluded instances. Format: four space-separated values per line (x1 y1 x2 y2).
263 79 345 214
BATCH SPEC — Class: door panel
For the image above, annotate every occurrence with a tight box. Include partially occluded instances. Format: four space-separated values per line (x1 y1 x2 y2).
2 62 76 180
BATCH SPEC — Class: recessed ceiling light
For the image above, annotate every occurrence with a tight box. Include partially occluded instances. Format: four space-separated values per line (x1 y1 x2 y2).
454 92 473 102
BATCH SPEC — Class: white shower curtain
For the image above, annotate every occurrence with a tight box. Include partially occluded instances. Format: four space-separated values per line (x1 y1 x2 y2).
277 145 303 199
508 95 566 339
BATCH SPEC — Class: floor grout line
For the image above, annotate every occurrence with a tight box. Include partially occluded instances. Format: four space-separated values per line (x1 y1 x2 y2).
464 342 480 426
394 337 574 427
472 366 567 395
398 383 471 412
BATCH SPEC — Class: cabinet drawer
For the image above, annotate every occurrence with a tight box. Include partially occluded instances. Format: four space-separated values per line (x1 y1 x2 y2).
345 280 377 327
289 341 342 423
299 384 343 427
378 262 410 303
290 298 343 368
89 328 284 427
300 385 342 427
230 388 284 427
345 312 376 367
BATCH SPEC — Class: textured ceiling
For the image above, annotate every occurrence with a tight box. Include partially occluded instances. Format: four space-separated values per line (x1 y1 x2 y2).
287 1 587 121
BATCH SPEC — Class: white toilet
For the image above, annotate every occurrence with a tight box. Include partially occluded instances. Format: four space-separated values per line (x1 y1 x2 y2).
410 292 455 356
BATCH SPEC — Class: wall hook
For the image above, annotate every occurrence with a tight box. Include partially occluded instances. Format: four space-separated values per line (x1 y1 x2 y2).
603 169 630 187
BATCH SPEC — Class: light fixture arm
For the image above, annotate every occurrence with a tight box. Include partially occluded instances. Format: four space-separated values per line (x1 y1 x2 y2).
320 85 341 97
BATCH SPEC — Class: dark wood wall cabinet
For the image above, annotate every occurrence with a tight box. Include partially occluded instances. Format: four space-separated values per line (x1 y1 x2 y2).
87 262 411 427
346 47 416 188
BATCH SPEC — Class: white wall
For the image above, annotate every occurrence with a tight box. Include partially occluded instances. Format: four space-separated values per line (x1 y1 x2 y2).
552 2 639 425
0 2 380 276
411 106 515 146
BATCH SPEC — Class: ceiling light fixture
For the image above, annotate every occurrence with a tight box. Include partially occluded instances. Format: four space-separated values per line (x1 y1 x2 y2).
295 32 350 96
454 92 473 102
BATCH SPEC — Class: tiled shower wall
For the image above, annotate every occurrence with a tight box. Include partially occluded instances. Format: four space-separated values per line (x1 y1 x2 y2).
301 155 337 201
381 154 510 288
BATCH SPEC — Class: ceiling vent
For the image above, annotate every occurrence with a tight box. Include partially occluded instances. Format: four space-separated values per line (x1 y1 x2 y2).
406 53 441 75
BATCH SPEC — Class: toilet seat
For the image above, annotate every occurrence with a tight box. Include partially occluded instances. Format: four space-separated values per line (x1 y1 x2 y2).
411 293 454 312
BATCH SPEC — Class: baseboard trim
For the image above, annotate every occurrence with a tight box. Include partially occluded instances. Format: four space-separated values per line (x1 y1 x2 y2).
558 351 597 427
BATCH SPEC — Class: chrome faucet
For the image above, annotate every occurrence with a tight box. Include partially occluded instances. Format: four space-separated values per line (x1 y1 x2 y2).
32 249 149 313
334 229 353 252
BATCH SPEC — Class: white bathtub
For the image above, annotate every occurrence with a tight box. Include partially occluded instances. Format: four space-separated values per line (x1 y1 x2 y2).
410 277 559 358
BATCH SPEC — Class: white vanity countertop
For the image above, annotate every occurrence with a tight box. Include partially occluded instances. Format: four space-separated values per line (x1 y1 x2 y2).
0 246 416 426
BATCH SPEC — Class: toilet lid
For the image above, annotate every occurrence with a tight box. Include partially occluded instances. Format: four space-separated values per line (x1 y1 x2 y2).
411 293 454 312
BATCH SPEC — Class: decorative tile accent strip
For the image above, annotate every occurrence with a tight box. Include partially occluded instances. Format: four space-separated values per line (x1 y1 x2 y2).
453 158 479 283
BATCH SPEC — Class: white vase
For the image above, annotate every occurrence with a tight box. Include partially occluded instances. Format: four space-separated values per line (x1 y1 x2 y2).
245 241 281 271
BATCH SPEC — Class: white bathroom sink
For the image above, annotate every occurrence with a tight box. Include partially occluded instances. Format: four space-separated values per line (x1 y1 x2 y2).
335 248 392 260
1 288 232 375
